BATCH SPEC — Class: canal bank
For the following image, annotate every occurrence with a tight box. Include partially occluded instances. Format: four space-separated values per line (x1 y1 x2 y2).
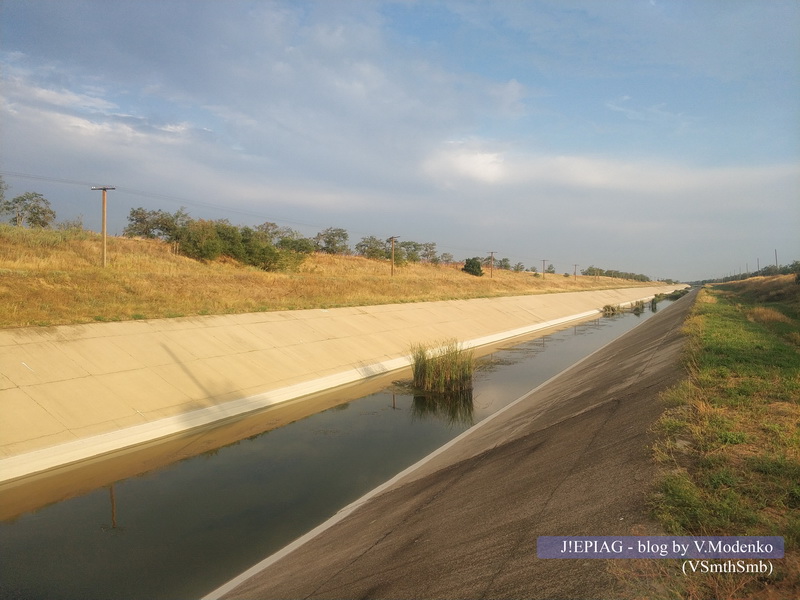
208 289 697 600
0 285 683 482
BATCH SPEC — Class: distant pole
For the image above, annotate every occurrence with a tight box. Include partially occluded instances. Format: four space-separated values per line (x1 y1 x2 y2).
489 251 495 278
757 258 760 273
775 249 778 269
388 236 398 276
91 186 115 267
573 264 578 280
542 259 548 280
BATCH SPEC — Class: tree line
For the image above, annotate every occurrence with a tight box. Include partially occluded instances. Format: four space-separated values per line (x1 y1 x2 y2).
0 176 676 280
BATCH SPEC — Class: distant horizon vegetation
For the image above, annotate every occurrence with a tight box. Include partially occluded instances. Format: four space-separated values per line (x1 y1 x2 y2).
3 175 797 287
1 176 677 283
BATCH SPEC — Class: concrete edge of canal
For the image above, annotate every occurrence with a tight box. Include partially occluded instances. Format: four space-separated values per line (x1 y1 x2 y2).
0 285 686 483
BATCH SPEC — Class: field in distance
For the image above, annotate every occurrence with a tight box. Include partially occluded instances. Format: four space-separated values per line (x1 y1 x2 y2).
1 225 662 329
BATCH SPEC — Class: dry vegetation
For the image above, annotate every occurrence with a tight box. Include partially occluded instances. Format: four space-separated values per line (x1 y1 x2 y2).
1 225 660 328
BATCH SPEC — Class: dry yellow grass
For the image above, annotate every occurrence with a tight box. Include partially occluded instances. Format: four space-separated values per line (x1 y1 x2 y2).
717 274 800 308
1 225 660 328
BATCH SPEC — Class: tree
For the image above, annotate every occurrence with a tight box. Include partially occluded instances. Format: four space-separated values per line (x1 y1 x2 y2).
277 237 315 254
513 262 525 272
1 192 56 227
421 242 438 263
176 219 223 261
546 263 556 274
398 241 422 263
355 235 388 259
123 207 189 241
314 227 350 254
440 252 454 265
462 257 484 277
214 219 246 261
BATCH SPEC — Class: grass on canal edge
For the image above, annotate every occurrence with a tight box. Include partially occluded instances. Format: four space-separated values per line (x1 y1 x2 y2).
616 275 800 600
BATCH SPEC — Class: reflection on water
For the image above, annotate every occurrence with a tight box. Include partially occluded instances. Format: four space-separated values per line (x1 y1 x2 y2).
411 390 475 427
0 301 672 600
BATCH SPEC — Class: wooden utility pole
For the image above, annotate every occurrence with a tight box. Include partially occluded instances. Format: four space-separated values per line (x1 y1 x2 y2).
91 186 115 267
388 236 398 276
488 251 495 278
541 259 548 280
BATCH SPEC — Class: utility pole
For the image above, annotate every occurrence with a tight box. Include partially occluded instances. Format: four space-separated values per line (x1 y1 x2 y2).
541 259 548 280
388 236 398 276
488 251 495 278
91 186 115 267
573 264 578 281
775 249 778 269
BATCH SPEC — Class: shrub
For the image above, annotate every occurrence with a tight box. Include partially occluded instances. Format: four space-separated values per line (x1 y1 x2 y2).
462 257 483 277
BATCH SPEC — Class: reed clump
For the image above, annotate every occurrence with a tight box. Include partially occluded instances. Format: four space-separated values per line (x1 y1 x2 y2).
410 340 475 394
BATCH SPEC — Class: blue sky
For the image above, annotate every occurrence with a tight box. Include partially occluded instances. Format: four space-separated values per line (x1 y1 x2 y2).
1 0 798 282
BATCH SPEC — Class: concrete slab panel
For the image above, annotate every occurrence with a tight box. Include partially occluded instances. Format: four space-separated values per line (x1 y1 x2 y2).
61 337 144 375
0 388 67 445
160 328 242 360
93 369 191 414
200 354 274 393
0 342 89 386
0 371 14 391
23 377 139 430
150 361 230 402
116 333 196 367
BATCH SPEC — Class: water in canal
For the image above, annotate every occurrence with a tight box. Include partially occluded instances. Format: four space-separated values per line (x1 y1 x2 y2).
0 301 673 600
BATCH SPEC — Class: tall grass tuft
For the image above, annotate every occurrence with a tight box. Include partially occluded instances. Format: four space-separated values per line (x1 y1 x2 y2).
410 339 475 394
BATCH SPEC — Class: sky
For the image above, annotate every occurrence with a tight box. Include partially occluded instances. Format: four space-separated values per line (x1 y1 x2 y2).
1 0 798 282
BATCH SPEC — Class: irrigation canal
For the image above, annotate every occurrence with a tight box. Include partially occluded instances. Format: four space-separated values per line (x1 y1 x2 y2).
1 299 674 600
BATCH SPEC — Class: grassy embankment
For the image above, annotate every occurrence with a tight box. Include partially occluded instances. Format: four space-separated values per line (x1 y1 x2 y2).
1 224 661 328
619 275 800 599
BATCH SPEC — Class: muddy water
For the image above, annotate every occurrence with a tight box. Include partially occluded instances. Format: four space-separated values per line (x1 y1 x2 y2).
0 302 670 600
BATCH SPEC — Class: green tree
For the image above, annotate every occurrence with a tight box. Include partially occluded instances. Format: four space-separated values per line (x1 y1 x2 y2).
214 219 246 261
421 242 438 263
513 262 525 272
462 257 484 277
123 207 190 241
355 235 388 259
398 241 422 262
277 237 315 254
177 219 223 261
314 227 350 254
1 192 56 227
546 263 556 274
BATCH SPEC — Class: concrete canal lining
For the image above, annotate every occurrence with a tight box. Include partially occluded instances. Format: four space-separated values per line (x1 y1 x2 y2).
0 285 683 482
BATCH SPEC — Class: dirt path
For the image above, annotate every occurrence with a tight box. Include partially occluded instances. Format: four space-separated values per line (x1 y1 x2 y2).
211 290 696 600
